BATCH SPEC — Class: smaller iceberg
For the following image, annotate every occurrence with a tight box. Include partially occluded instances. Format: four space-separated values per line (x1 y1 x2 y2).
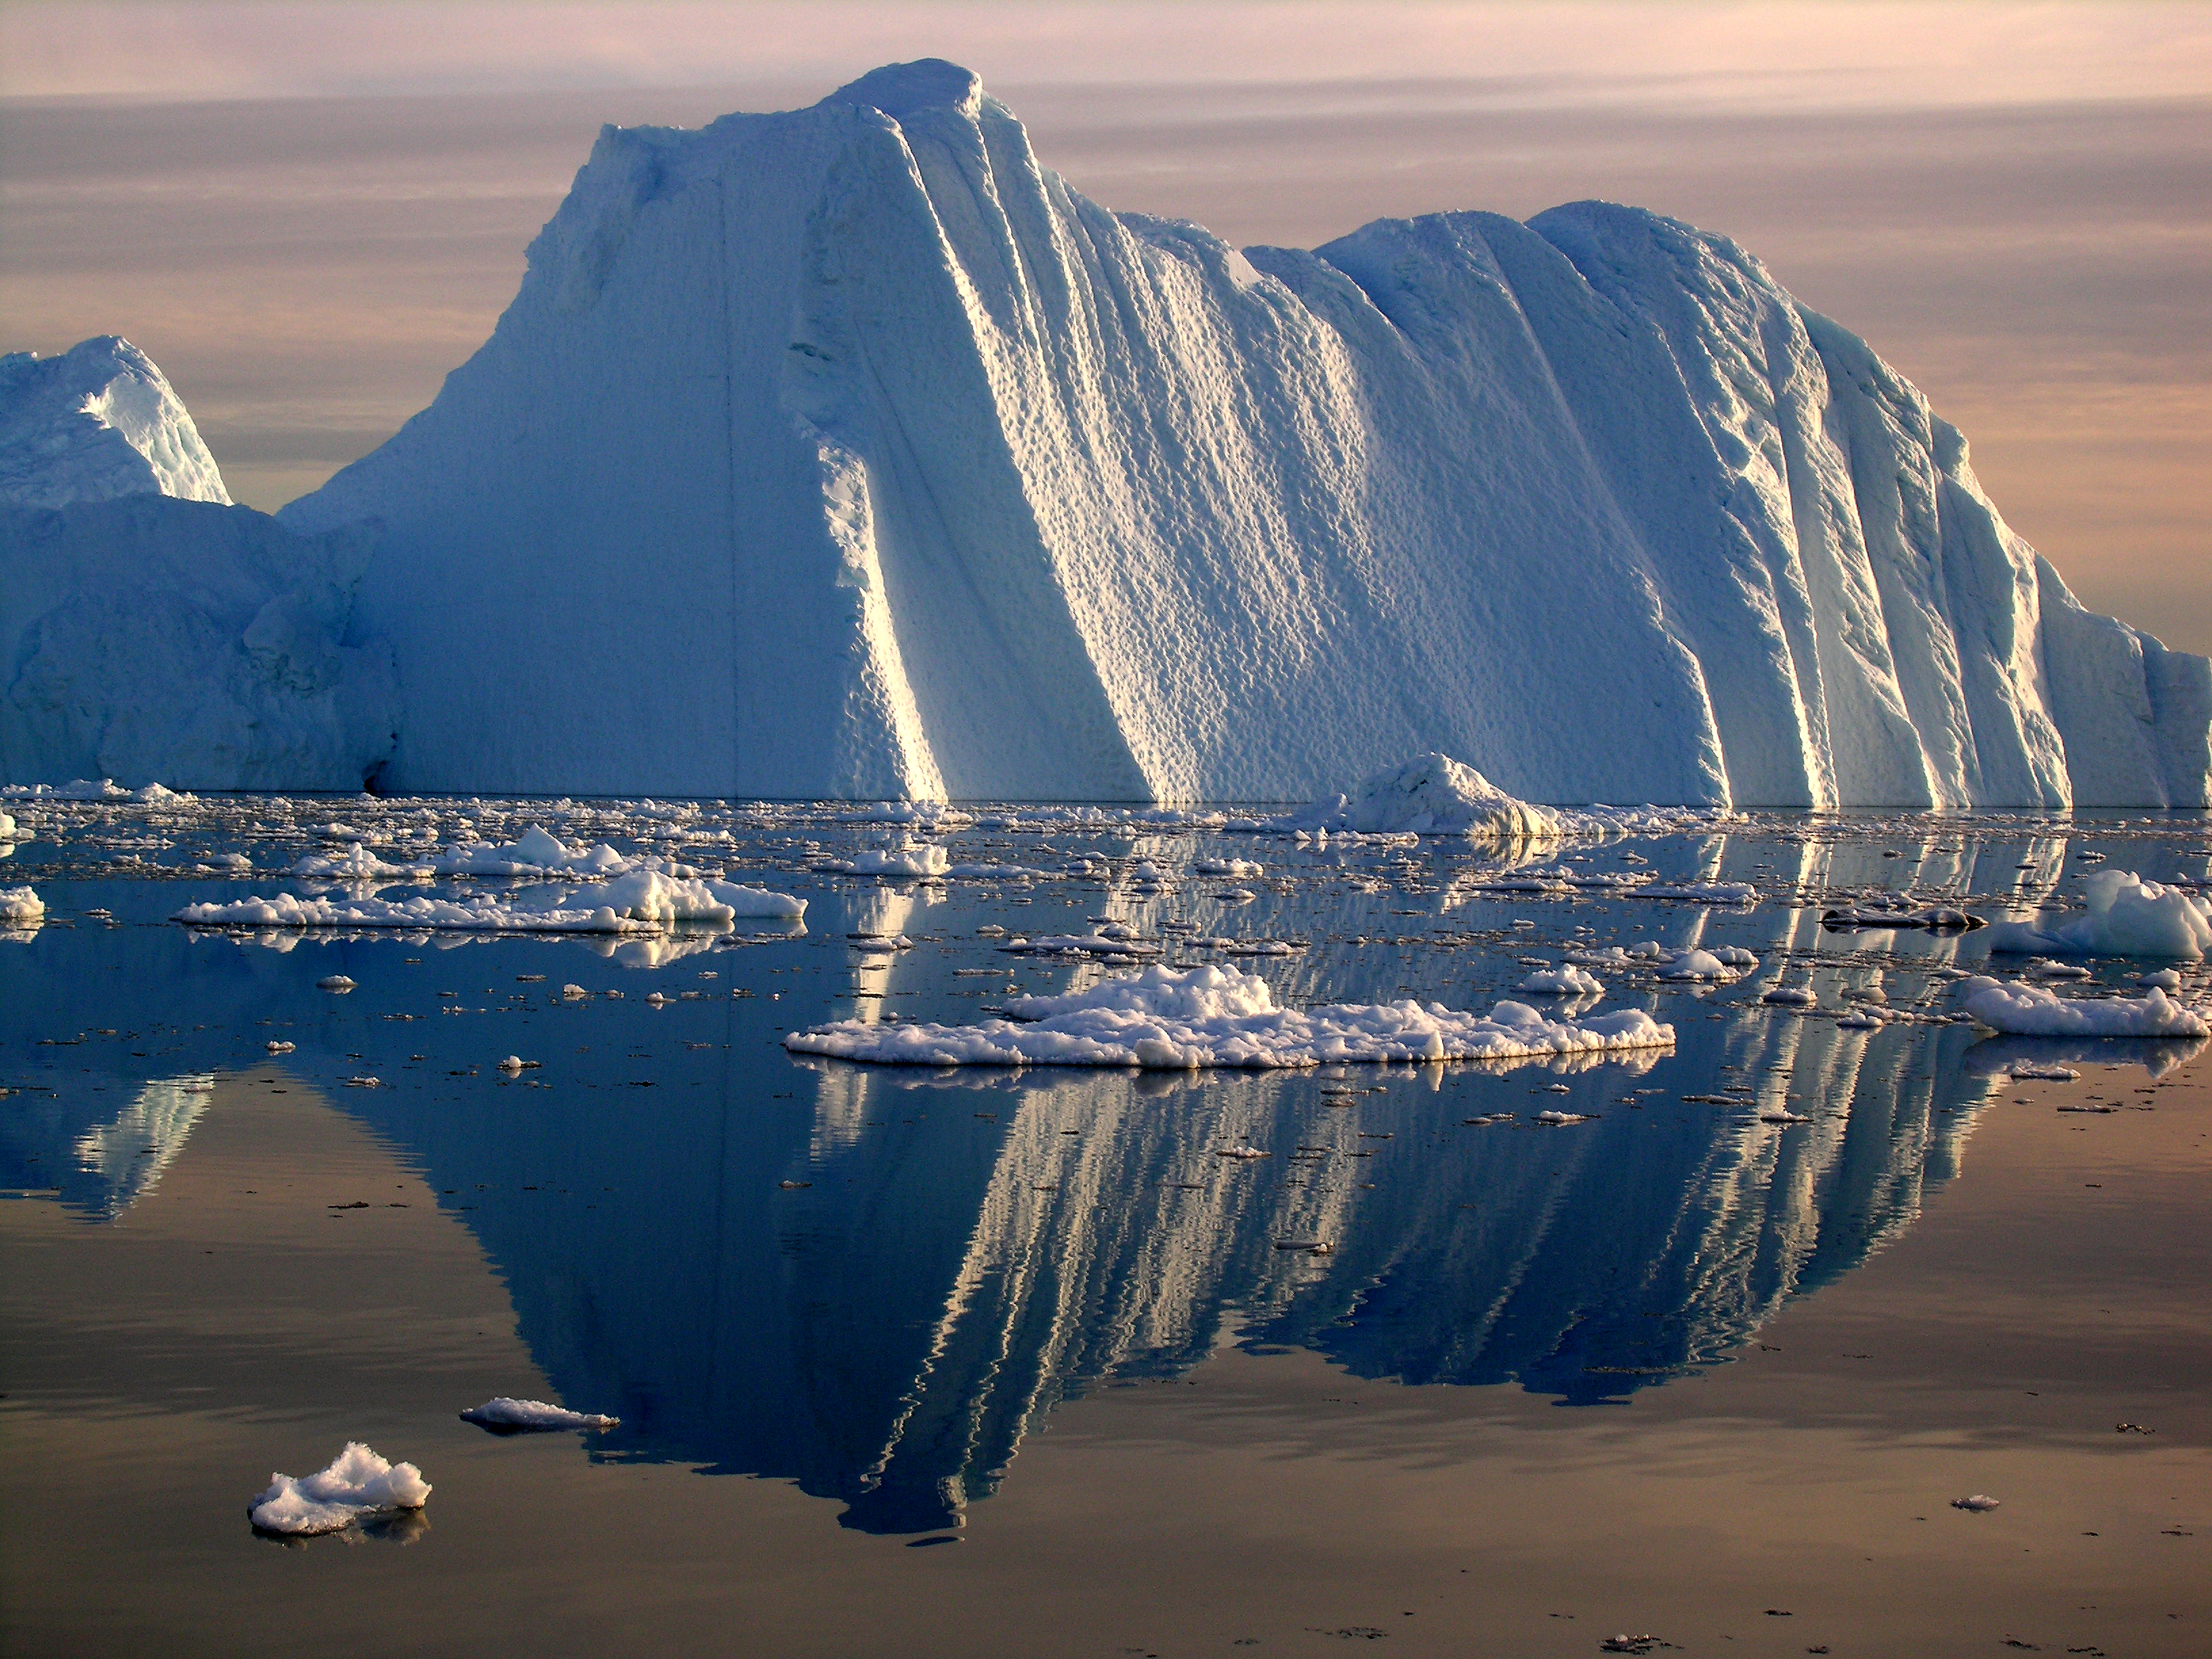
1279 753 1563 840
1957 976 2209 1039
785 962 1672 1069
459 1397 619 1433
248 1442 430 1536
1986 869 2212 960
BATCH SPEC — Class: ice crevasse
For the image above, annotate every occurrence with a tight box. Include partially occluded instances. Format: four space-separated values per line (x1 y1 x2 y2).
250 60 2192 805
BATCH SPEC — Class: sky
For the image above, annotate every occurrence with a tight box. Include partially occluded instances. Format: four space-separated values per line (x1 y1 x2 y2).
4 0 2209 651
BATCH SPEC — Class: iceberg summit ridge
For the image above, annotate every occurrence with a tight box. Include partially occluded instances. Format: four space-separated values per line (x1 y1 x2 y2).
8 60 2204 804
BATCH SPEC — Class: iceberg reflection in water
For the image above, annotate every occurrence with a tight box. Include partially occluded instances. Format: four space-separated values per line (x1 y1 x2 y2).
352 1013 2004 1534
5 795 2207 1535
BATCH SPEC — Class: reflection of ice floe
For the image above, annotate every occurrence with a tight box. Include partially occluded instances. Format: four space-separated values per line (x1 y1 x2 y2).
1957 976 2209 1038
73 1073 213 1216
787 964 1673 1068
1963 1033 2205 1080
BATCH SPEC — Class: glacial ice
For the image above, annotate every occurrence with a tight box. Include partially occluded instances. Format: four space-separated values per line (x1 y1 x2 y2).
783 962 1673 1068
0 495 398 789
258 60 2209 807
1957 976 2209 1039
459 1397 619 1433
247 1442 430 1536
1 337 228 509
176 869 804 932
0 886 42 924
1985 868 2212 960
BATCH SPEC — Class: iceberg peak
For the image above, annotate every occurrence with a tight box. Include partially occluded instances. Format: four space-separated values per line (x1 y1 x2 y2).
819 58 985 121
1 335 229 510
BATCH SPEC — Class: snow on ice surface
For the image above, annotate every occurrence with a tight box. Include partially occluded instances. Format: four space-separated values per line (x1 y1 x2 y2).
0 337 229 509
1986 868 2212 960
783 962 1673 1069
270 61 2209 806
247 1443 430 1536
1957 976 2209 1039
176 869 804 933
459 1397 619 1433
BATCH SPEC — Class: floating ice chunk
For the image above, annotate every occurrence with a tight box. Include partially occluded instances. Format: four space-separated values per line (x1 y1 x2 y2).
1986 869 2212 960
1517 965 1604 997
459 1397 617 1433
265 1040 295 1053
293 843 413 880
316 974 354 991
1641 882 1759 905
999 934 1160 958
784 964 1674 1069
1215 1144 1269 1159
2007 1063 2081 1081
0 813 24 840
0 886 43 923
1128 860 1167 886
1950 1494 2001 1513
1194 858 1263 877
842 844 949 877
2025 958 2092 980
1658 946 1759 982
496 1055 540 1073
1958 976 2209 1038
1836 1008 1885 1029
2137 968 2184 991
1280 753 1563 840
434 830 627 876
176 871 802 933
248 1442 430 1535
1534 1109 1595 1125
1761 985 1817 1006
1822 899 1984 930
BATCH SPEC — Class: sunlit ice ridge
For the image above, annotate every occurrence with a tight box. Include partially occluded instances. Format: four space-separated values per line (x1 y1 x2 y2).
254 57 2209 810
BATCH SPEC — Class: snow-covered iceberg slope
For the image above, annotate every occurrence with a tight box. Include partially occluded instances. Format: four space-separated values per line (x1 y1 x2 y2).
0 496 398 789
283 59 2212 806
1 337 230 509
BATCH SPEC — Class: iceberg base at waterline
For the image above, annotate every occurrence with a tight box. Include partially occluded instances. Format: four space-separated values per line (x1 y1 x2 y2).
783 962 1673 1069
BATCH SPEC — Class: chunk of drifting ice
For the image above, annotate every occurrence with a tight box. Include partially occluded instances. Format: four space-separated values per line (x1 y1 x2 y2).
1534 1109 1595 1125
2024 958 2092 980
292 843 413 880
1950 1494 2001 1513
176 871 803 933
843 844 949 877
1958 977 2209 1038
2008 1063 2081 1081
1517 965 1604 997
1282 753 1562 840
1194 858 1263 877
1836 1008 1885 1029
998 933 1161 958
783 964 1673 1069
1762 985 1817 1006
248 1442 430 1535
316 974 354 991
2138 968 2184 990
1822 899 1984 930
459 1397 617 1433
1659 946 1759 982
265 1040 295 1054
1986 869 2212 960
0 886 44 923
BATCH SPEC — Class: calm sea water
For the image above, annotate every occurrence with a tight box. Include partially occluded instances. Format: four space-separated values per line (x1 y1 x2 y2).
3 794 2207 1655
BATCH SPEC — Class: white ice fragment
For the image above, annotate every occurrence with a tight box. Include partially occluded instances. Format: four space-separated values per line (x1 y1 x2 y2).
1193 858 1263 877
247 1442 430 1535
2008 1063 2080 1082
784 964 1674 1069
316 974 355 991
1517 965 1604 998
265 1040 295 1054
2137 968 2184 991
1950 1494 2001 1513
1534 1109 1595 1125
1986 870 2212 960
844 844 949 877
0 886 43 924
1958 977 2209 1039
1761 986 1817 1006
459 1397 617 1433
176 871 803 933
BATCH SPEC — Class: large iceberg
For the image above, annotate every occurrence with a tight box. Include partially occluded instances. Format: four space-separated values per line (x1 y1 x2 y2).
275 59 2212 806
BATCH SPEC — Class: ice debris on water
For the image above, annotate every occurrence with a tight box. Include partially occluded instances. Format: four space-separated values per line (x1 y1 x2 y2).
2007 1063 2080 1082
1 886 45 923
248 1442 430 1535
1951 1494 2001 1512
1958 977 2209 1039
176 870 803 933
1517 965 1604 998
785 964 1673 1069
1761 985 1817 1006
1986 869 2212 960
265 1040 295 1054
459 1397 618 1433
316 975 354 992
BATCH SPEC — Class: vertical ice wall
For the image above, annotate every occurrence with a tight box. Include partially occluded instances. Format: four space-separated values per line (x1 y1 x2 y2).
281 60 2211 806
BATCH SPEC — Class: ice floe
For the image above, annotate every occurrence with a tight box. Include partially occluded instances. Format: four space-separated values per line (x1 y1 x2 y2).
0 886 43 924
176 869 804 933
1517 965 1605 998
248 1442 430 1535
1957 977 2209 1039
459 1397 618 1433
1986 869 2211 960
784 964 1673 1069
